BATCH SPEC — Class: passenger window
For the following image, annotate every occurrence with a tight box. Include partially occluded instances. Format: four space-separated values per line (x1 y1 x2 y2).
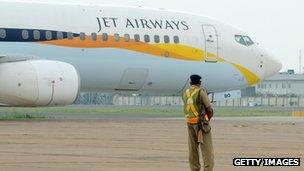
243 36 254 46
235 35 247 46
33 30 40 40
67 32 74 40
80 32 86 41
114 34 120 42
154 35 160 43
164 35 170 43
45 31 52 40
144 35 150 43
173 36 180 44
134 34 140 42
124 34 130 42
22 30 29 40
91 33 97 41
102 33 108 41
0 29 6 39
57 31 64 40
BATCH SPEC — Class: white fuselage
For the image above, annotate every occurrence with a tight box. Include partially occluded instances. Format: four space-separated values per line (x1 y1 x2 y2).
0 1 281 98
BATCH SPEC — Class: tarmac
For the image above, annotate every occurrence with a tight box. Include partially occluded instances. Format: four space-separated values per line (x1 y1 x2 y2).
0 116 303 171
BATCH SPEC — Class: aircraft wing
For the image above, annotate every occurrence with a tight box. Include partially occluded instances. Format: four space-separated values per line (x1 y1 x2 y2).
0 54 40 63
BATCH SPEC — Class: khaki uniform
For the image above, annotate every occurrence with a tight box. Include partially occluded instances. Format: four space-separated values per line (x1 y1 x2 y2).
183 85 214 171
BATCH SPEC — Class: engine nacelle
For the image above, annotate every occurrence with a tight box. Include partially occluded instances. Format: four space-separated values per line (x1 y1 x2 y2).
0 60 80 107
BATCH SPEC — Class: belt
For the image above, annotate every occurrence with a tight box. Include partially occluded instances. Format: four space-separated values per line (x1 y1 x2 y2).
186 117 199 124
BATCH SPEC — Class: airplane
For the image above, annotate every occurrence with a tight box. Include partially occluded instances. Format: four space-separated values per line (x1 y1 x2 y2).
0 0 282 107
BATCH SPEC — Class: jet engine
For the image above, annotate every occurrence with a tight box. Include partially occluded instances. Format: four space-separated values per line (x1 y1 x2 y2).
0 60 80 107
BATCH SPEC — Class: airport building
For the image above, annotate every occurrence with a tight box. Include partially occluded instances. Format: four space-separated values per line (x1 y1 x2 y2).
255 71 304 96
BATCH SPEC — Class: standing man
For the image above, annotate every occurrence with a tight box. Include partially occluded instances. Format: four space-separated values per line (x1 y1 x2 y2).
182 74 214 171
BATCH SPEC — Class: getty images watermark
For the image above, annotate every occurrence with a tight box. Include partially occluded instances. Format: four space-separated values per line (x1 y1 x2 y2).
233 158 301 167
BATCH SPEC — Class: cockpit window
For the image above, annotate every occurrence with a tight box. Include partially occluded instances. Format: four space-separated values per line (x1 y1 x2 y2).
235 35 254 46
235 35 246 46
243 36 254 46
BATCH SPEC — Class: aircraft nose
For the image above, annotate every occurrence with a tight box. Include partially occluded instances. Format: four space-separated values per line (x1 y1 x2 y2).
265 56 282 78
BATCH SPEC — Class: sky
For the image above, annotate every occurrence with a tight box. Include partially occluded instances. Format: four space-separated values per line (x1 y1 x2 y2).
14 0 304 72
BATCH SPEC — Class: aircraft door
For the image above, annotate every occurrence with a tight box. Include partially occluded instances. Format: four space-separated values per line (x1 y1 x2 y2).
116 68 149 91
202 25 219 62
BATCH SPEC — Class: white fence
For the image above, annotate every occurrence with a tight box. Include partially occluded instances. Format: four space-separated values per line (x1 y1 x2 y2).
113 96 304 107
214 97 302 107
113 96 183 106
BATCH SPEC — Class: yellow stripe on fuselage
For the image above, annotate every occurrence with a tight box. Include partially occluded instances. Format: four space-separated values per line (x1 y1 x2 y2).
42 35 205 61
152 44 204 61
231 63 260 85
41 35 260 86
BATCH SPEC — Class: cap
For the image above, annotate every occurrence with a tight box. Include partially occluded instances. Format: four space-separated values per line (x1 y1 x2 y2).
190 74 202 85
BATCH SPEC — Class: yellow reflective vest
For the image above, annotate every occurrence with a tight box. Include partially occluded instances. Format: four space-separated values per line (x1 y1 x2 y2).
182 86 202 124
